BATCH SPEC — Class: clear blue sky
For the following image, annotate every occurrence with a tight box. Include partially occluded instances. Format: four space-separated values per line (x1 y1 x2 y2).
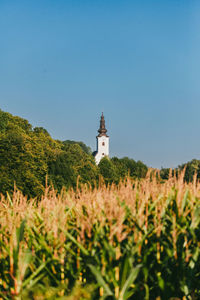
0 0 200 168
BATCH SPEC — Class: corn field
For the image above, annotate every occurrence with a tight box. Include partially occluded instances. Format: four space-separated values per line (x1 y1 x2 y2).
0 171 200 299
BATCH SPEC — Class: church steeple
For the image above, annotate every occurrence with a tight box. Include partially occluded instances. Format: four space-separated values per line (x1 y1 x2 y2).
98 113 108 137
94 113 110 164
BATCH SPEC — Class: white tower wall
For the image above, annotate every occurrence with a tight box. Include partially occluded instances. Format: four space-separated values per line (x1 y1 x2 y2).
95 136 109 165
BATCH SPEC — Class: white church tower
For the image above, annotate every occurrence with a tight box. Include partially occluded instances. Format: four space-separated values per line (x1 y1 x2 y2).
94 113 109 165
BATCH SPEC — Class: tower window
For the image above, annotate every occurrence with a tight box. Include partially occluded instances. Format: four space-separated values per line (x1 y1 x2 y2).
102 153 104 155
102 142 105 146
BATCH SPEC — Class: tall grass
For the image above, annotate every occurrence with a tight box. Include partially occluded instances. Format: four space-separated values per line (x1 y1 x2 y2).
0 170 200 299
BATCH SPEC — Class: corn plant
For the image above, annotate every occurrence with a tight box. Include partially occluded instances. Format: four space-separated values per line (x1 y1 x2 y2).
0 171 200 299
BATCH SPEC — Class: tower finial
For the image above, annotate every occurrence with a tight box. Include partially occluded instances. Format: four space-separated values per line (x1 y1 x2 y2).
98 113 107 137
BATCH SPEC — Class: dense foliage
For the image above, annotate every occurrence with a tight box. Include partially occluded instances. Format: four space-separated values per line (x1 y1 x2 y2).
99 157 148 185
160 159 200 183
0 109 148 197
0 172 200 299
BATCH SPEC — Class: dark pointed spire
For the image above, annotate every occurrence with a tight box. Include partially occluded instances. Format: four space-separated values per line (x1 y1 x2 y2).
98 112 108 137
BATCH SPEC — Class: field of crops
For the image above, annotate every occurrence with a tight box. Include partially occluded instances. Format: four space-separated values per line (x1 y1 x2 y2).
0 170 200 299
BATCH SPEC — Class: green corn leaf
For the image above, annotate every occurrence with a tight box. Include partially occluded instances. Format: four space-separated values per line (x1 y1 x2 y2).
22 258 51 289
0 291 10 300
144 283 149 300
189 247 200 269
24 272 45 291
16 219 26 247
120 256 130 289
180 284 189 296
88 264 113 297
161 194 173 218
181 190 189 212
6 192 13 208
191 206 200 229
64 230 89 256
149 195 162 214
12 220 27 274
16 250 32 285
119 264 142 300
102 240 116 260
123 288 137 299
157 272 165 291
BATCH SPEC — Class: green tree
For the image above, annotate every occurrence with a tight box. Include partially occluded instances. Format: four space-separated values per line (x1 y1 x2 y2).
98 157 119 184
179 159 200 182
63 140 92 155
0 108 148 197
0 109 62 197
111 157 128 178
48 143 98 190
111 156 148 180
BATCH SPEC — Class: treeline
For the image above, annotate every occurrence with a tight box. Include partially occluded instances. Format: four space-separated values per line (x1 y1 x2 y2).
160 159 200 182
0 109 148 197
